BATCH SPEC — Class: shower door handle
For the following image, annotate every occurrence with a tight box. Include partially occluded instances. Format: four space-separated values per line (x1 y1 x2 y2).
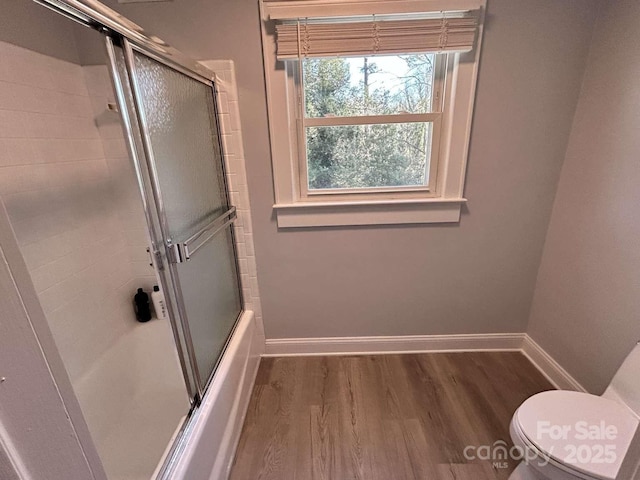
167 206 236 264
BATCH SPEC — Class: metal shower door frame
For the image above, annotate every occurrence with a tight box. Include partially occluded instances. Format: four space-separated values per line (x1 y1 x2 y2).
104 35 244 480
103 37 199 404
106 34 245 401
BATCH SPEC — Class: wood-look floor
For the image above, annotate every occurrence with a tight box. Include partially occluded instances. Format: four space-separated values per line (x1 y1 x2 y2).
229 352 553 480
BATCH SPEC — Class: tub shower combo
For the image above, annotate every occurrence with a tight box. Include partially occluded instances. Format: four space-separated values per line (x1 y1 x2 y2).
0 0 261 478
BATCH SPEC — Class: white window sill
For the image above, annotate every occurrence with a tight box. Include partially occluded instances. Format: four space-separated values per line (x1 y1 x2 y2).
273 198 467 228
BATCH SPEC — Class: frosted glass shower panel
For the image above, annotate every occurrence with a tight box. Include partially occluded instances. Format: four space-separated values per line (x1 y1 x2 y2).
132 53 227 237
129 50 242 388
177 227 241 386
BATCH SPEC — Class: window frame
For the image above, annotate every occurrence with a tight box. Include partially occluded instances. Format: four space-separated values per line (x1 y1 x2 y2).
295 54 446 199
260 0 486 228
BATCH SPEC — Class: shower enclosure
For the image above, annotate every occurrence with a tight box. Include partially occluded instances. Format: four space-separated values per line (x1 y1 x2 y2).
0 0 245 478
106 31 243 402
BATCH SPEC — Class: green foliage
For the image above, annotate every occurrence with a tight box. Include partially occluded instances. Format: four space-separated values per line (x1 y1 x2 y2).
303 58 353 118
303 54 435 190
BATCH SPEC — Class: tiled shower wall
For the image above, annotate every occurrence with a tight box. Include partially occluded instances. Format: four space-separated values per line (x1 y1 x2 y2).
0 40 152 384
83 64 157 292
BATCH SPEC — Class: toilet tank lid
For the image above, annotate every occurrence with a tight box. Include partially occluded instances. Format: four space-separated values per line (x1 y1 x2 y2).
515 390 639 480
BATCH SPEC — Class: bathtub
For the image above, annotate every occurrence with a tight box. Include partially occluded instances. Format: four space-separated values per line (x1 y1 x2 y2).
72 315 189 480
164 310 265 480
72 310 263 480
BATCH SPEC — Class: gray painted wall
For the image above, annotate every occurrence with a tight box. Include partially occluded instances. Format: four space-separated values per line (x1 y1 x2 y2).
0 0 80 63
527 0 640 394
0 0 111 66
101 0 599 339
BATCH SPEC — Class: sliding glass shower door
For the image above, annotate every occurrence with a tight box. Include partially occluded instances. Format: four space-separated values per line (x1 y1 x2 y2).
108 38 242 398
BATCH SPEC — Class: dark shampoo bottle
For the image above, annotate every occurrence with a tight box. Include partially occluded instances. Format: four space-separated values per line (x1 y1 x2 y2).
134 288 152 322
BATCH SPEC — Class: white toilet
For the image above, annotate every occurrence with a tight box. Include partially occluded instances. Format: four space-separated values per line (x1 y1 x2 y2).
509 342 640 480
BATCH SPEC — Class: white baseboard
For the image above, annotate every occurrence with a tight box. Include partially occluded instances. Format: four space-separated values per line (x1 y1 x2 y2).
264 333 525 356
521 334 586 392
264 332 586 393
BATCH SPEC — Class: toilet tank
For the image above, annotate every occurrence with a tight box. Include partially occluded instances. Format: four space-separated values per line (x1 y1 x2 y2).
603 341 640 418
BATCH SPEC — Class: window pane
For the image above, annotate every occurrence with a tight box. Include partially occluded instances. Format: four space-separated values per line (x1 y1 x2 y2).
306 122 433 190
303 54 437 118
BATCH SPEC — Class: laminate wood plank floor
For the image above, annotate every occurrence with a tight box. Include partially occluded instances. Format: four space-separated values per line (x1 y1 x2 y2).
229 352 553 480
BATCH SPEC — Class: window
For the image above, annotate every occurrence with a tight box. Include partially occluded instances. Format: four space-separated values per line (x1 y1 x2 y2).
301 53 443 195
260 0 486 227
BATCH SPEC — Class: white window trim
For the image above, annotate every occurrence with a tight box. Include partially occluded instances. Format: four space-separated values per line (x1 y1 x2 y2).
260 0 486 228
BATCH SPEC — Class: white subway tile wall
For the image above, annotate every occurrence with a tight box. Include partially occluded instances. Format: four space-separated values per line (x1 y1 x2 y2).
83 64 158 293
0 41 185 475
0 42 155 387
202 60 265 339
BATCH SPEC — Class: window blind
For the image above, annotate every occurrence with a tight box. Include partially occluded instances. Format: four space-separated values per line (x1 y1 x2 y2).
275 16 478 60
